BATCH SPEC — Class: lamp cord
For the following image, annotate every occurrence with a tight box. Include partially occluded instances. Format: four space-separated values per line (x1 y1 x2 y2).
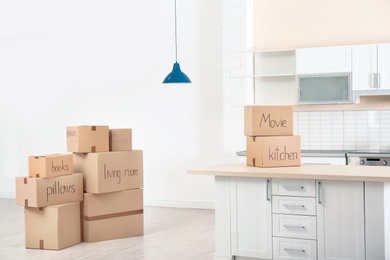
174 0 178 63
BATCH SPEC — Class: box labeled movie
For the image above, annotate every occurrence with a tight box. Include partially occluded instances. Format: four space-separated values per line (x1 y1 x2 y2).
28 153 73 178
66 125 109 153
109 128 132 151
246 136 301 167
83 188 144 242
25 202 81 250
15 173 83 207
244 105 293 136
73 150 143 194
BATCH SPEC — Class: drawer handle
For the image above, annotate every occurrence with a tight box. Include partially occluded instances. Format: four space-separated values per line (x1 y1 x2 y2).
283 225 305 230
284 248 305 254
283 204 305 209
282 185 304 191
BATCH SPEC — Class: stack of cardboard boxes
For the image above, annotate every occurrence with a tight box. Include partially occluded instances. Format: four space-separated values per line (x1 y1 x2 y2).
68 126 144 243
15 125 144 250
15 154 84 250
244 106 301 167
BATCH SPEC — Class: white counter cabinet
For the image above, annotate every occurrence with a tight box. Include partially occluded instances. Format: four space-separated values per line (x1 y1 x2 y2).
189 164 390 260
213 176 389 260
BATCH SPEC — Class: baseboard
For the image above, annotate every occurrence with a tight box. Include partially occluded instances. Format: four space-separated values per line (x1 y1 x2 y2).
0 192 16 199
213 255 233 260
144 199 215 210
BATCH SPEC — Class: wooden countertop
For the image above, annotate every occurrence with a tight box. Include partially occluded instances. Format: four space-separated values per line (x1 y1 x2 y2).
187 163 390 182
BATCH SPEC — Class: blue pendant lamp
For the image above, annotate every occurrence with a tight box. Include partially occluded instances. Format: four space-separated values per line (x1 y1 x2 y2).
163 0 191 84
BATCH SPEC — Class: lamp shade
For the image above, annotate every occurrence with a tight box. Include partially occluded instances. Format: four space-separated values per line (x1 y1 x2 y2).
163 62 191 84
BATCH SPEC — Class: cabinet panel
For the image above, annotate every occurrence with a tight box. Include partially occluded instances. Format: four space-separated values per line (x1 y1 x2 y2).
317 180 365 260
351 44 377 91
351 43 390 93
296 46 352 74
273 237 317 260
215 176 233 259
273 214 317 240
378 43 390 90
272 179 316 197
231 177 272 259
272 196 316 216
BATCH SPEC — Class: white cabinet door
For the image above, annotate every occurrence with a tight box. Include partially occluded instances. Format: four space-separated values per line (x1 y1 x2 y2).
296 46 352 74
317 180 365 260
352 44 378 91
378 43 390 90
352 43 390 91
231 177 272 259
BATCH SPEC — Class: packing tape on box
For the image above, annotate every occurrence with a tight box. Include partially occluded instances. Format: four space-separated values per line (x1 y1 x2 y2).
80 203 83 241
84 209 143 222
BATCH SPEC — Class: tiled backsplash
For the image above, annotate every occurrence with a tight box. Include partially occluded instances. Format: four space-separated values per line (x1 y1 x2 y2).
294 110 390 151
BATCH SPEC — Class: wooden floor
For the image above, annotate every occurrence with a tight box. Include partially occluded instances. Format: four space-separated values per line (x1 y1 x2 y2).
0 198 215 260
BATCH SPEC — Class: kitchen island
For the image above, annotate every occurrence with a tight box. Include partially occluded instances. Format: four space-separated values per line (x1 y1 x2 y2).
187 164 390 260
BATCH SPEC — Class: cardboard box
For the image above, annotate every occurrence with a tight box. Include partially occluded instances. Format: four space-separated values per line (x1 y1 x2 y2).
28 154 73 178
73 150 143 194
25 202 82 250
15 173 83 207
244 105 293 136
246 136 301 167
66 125 109 153
83 189 144 242
109 128 132 151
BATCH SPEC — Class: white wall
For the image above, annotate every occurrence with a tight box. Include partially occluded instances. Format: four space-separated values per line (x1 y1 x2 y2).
254 0 390 50
222 0 254 163
0 0 224 208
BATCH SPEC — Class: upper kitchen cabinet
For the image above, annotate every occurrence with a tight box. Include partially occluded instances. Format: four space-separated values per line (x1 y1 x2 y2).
352 43 390 92
254 43 390 105
254 50 297 105
378 43 390 89
296 46 352 74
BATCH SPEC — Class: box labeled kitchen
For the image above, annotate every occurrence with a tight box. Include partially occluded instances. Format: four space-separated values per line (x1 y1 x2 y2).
66 125 109 153
246 136 301 167
73 150 143 194
15 173 83 207
83 188 144 242
109 128 132 151
244 105 293 136
28 154 73 178
24 202 81 250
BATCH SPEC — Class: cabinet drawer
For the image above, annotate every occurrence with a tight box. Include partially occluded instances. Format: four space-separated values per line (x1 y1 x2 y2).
273 237 317 260
272 196 316 216
272 179 316 197
273 214 316 239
